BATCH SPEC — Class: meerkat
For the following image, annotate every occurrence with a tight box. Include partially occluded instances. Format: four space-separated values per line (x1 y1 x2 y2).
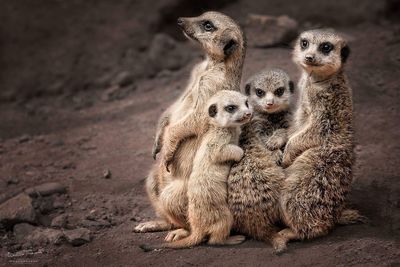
141 91 252 251
227 68 294 253
134 12 246 238
277 29 361 246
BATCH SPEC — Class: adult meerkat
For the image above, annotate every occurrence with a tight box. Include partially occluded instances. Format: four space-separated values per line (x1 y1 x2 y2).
228 68 294 253
134 12 246 236
278 29 361 245
142 91 252 250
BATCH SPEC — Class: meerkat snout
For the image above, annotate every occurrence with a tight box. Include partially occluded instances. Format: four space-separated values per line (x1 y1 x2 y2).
207 90 252 128
293 29 350 77
244 68 294 114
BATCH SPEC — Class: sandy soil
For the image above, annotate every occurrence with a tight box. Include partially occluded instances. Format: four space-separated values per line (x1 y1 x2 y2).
0 1 399 266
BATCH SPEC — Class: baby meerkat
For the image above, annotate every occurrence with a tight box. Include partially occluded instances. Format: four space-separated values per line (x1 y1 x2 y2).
134 12 246 234
278 29 359 246
227 68 294 253
141 90 252 250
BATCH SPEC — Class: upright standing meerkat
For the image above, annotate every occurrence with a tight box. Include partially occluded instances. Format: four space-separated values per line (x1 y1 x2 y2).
228 68 294 253
141 90 252 250
278 29 361 246
134 12 246 237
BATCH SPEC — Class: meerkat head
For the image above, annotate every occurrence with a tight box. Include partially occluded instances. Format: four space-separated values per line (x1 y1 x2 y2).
206 90 252 128
244 68 294 114
177 11 245 62
293 29 350 77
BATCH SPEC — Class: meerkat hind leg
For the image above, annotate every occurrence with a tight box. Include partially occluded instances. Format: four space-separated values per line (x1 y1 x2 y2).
134 220 175 233
165 228 190 242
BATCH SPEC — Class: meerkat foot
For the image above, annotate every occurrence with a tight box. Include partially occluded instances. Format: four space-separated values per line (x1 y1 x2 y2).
134 220 174 233
213 235 246 246
270 234 288 254
165 228 190 242
278 228 299 241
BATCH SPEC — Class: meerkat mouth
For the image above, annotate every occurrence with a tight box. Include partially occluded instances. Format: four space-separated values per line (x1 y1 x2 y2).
182 31 198 42
236 115 252 123
303 61 322 67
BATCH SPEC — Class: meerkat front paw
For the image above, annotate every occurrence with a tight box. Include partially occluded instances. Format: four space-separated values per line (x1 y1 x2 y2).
265 136 286 151
232 146 244 162
165 228 190 242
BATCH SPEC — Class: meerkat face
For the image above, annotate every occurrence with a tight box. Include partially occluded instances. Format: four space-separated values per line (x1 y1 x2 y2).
177 11 244 61
244 68 294 114
293 30 350 77
207 90 252 128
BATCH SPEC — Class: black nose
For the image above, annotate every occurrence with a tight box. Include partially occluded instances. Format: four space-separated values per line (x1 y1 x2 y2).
305 55 314 62
177 18 184 26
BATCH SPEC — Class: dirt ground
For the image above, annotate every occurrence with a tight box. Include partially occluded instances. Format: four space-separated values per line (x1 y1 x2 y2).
0 0 399 266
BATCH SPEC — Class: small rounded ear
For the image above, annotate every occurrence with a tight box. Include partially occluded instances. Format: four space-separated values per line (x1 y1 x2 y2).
289 81 294 93
341 45 350 63
208 104 217 117
223 39 238 56
244 84 251 96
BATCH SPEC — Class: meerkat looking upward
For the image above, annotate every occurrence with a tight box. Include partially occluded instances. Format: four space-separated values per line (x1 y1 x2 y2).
141 90 252 250
134 12 246 235
278 29 361 247
228 68 294 253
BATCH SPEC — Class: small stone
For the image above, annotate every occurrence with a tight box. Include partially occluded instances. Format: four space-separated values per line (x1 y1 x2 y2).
6 177 19 185
111 71 134 87
0 193 36 228
80 219 110 230
245 14 299 48
52 197 65 209
27 228 65 245
103 169 111 179
64 228 91 246
18 135 31 143
13 223 37 242
25 182 67 197
51 214 68 228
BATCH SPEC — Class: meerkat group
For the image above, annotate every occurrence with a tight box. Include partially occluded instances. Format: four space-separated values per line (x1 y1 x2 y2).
135 11 364 253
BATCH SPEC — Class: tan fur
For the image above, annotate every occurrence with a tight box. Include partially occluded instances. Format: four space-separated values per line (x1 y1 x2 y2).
141 91 251 250
278 30 356 245
134 13 246 234
228 69 294 253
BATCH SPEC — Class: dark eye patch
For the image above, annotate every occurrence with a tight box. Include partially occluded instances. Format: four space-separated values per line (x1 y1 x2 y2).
319 42 334 55
274 87 285 97
245 100 249 108
255 88 265 98
244 84 251 96
202 20 216 32
224 105 237 113
300 39 309 50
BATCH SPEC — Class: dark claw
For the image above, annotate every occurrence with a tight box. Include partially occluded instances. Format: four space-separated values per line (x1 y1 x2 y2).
152 140 161 160
165 160 171 172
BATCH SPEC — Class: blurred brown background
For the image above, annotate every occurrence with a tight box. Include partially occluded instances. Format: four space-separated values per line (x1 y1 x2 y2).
0 0 399 266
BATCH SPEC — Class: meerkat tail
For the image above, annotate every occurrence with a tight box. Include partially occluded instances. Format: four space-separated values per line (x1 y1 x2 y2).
139 232 205 251
337 208 368 225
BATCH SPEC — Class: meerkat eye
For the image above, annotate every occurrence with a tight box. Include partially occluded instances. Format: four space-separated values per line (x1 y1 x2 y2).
245 100 249 108
202 21 215 32
224 105 237 113
274 87 285 97
320 42 334 55
255 88 265 98
300 39 309 49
